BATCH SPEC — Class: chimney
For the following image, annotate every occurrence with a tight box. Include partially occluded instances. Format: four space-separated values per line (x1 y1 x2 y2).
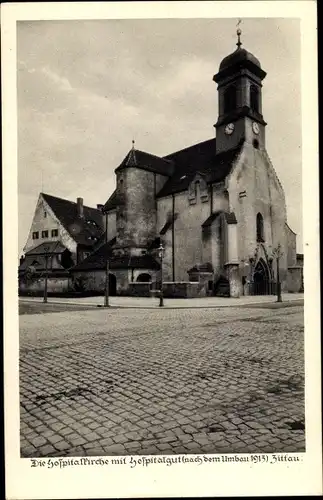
97 204 104 211
77 197 84 218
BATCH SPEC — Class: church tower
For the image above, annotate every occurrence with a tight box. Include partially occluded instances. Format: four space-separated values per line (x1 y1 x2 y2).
213 26 267 153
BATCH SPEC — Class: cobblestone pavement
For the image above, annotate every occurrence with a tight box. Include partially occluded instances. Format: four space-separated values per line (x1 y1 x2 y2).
20 304 305 457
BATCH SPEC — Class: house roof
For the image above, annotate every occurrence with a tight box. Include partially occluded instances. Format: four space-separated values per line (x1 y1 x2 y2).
24 241 67 255
70 238 116 271
115 148 174 176
42 193 104 246
70 239 160 272
103 191 117 212
19 254 67 272
157 139 243 198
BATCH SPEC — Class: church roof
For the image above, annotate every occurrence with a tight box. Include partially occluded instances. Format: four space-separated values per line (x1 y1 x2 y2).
157 139 243 198
42 193 104 247
115 148 174 176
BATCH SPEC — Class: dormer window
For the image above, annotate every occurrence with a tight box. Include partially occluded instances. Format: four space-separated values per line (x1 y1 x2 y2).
224 85 237 114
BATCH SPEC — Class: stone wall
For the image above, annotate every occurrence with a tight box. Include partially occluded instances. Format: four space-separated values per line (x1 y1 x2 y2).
287 267 303 293
128 283 152 297
285 223 297 267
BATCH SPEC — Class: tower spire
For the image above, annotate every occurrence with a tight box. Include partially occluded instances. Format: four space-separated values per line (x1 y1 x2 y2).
236 19 242 49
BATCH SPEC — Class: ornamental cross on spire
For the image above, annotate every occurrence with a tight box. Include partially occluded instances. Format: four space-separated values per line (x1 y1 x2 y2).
236 19 242 48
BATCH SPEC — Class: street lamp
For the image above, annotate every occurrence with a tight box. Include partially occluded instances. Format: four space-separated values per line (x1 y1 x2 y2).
103 208 110 307
43 245 50 304
272 243 283 303
158 242 165 307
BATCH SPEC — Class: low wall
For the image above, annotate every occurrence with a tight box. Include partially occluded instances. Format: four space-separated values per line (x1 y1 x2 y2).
19 276 69 295
128 282 152 297
162 281 205 298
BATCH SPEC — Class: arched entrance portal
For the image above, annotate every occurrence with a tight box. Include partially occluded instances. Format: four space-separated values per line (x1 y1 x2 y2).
109 274 117 296
253 258 271 295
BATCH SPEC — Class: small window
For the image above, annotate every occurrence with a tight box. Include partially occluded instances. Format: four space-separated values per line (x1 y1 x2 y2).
41 230 48 238
253 139 259 149
32 231 39 240
224 85 237 114
44 211 47 218
256 213 265 242
51 229 58 237
250 85 260 113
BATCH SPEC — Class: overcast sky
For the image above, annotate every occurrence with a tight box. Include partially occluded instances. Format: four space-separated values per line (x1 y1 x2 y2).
17 18 302 254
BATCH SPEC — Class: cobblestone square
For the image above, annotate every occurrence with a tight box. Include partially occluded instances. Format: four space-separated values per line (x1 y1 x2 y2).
20 302 305 457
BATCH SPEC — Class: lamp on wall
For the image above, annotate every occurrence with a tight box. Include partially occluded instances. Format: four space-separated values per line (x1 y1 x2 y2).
103 207 110 307
272 243 283 302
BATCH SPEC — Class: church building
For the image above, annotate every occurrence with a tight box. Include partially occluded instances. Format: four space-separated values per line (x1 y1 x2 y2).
20 32 303 298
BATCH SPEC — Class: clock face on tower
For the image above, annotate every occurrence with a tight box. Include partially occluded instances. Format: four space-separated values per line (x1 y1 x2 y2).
252 122 260 134
224 123 235 135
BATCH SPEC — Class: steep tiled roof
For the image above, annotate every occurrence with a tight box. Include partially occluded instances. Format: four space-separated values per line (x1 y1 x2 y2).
115 148 174 176
70 238 116 271
157 139 243 198
42 193 104 247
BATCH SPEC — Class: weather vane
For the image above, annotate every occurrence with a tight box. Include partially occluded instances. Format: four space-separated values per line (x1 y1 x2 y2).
132 139 135 149
236 19 242 48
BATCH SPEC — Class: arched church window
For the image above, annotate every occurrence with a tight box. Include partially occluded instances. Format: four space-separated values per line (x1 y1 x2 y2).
224 85 237 114
256 212 265 242
250 85 260 113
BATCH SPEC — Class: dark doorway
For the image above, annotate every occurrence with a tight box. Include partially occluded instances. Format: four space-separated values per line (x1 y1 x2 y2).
109 274 117 296
252 258 270 295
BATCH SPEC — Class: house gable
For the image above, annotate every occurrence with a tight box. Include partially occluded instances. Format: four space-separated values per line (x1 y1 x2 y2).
23 194 78 255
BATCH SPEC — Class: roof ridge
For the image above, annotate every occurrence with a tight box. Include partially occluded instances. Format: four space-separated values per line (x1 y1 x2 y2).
135 149 174 164
163 138 216 159
41 192 101 213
